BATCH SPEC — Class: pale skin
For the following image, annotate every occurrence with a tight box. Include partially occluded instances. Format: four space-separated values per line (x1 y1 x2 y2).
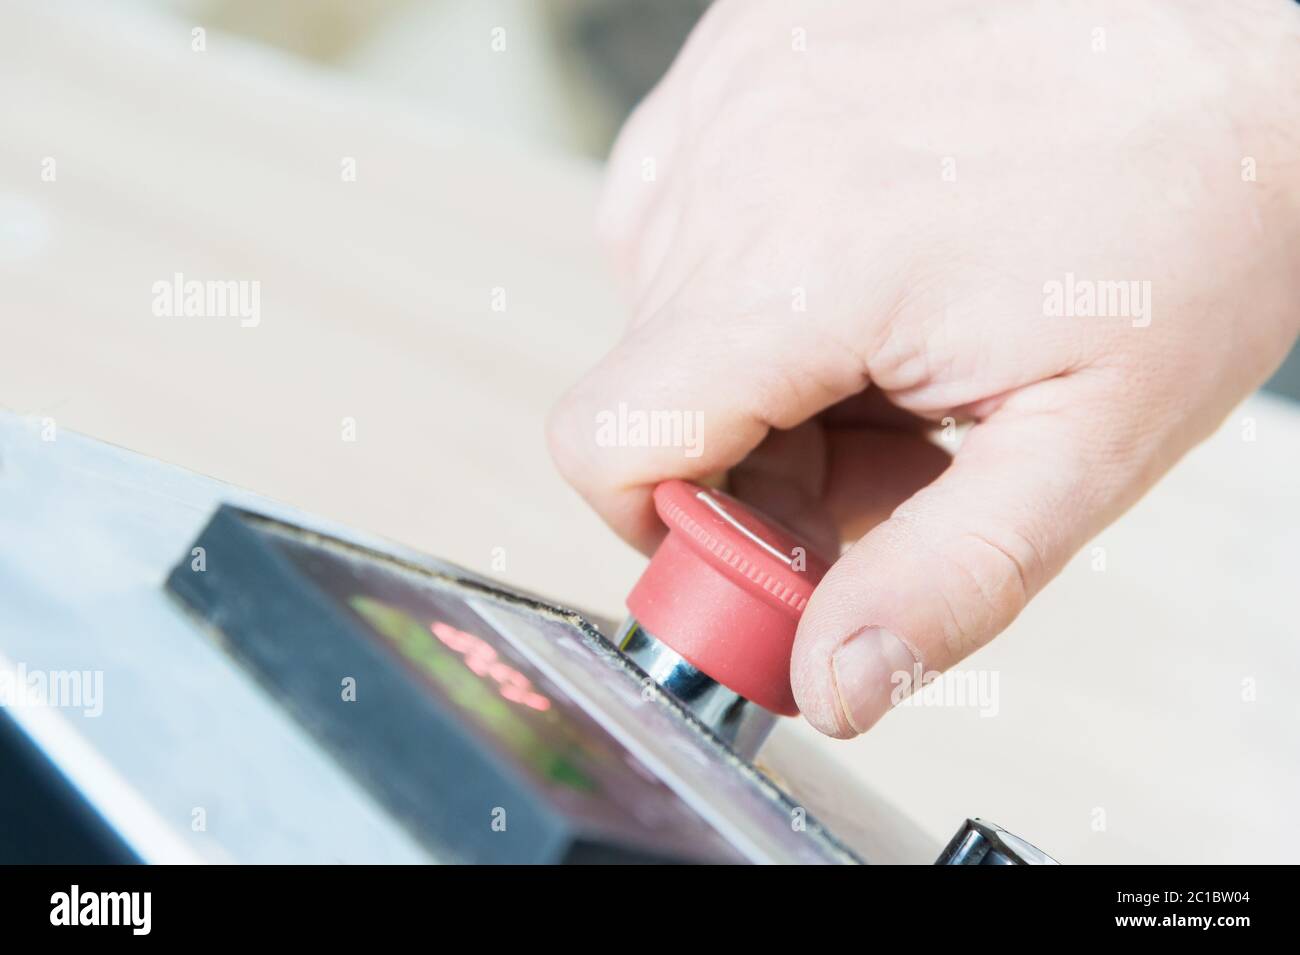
547 0 1300 738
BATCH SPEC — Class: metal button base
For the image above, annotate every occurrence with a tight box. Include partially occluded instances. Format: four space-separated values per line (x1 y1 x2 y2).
616 617 777 759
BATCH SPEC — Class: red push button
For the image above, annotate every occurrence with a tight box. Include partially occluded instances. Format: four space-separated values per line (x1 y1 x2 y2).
625 480 832 716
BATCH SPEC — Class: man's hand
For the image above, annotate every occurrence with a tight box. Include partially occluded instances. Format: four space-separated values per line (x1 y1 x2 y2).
548 0 1300 737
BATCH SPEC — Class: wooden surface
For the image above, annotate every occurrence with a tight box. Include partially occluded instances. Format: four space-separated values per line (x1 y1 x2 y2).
3 1 1298 863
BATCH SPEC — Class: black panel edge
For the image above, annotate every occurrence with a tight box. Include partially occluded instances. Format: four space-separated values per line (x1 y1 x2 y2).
0 707 141 864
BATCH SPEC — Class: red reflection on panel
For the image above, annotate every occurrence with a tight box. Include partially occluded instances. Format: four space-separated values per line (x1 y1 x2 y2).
430 620 552 712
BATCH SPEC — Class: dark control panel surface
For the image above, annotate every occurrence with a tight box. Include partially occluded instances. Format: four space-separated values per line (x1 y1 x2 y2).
167 506 742 864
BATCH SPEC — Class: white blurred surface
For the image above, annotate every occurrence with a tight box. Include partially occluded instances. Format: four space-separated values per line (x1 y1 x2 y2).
2 0 1297 863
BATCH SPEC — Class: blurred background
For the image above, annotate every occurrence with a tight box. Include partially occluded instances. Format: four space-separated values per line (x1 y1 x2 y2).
3 0 1298 865
134 0 708 158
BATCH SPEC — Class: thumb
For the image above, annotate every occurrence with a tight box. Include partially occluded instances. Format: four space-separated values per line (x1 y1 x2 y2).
791 380 1148 738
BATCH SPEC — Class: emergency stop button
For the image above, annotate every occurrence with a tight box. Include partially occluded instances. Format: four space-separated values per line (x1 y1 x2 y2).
625 480 832 716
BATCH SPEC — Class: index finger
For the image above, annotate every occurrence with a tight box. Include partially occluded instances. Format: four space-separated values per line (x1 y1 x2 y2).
546 307 868 552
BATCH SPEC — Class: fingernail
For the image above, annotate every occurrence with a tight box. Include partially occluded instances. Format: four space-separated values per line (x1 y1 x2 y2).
831 627 918 735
